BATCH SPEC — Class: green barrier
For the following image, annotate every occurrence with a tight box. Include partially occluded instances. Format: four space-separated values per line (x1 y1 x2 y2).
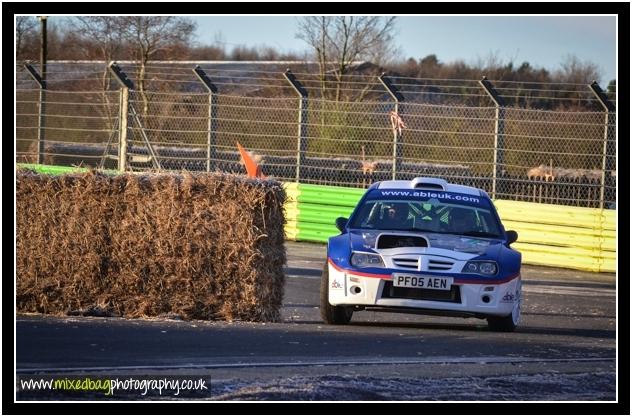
298 183 364 207
17 163 90 175
17 163 119 176
293 183 362 242
297 221 340 234
296 229 335 243
297 203 355 225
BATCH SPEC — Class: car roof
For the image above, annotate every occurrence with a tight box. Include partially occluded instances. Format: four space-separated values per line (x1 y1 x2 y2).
373 177 485 197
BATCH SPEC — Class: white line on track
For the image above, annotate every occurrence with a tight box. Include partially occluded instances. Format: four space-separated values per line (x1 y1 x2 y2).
16 356 615 374
286 274 320 280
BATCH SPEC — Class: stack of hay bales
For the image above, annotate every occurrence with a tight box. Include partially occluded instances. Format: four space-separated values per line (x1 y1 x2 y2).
16 170 286 322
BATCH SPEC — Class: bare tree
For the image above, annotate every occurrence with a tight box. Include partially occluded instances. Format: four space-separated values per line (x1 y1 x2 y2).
557 55 602 106
297 16 397 101
72 18 123 66
118 16 197 115
297 17 331 98
69 17 127 129
558 54 602 84
296 17 398 158
16 16 37 59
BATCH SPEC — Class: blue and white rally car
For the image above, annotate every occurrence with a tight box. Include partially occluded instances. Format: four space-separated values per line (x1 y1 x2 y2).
321 177 522 331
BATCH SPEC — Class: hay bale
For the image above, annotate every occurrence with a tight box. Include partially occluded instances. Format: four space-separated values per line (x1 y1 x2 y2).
16 170 286 322
16 170 115 315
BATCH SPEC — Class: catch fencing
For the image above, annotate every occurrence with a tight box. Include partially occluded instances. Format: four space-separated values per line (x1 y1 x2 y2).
15 61 616 208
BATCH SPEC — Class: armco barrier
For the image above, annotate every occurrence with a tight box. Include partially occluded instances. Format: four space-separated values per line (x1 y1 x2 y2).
283 182 616 273
283 182 300 241
493 200 615 272
294 184 364 242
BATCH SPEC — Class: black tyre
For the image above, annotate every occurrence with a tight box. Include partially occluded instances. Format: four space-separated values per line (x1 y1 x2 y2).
487 293 520 332
486 315 517 332
320 262 353 325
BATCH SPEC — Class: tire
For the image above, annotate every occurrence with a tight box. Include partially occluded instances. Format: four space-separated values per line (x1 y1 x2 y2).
486 315 517 332
487 289 521 332
320 262 353 325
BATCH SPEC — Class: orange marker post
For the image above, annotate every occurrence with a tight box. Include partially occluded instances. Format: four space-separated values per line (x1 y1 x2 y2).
236 142 264 178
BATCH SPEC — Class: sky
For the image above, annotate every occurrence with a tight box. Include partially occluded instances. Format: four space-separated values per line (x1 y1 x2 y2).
189 15 617 84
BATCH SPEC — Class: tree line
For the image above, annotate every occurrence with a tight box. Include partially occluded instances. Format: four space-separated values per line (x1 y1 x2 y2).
16 16 615 110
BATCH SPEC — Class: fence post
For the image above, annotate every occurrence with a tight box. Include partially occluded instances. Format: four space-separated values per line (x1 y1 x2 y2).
283 69 308 182
23 63 46 165
118 87 129 172
479 76 505 200
378 73 405 180
109 62 132 173
193 66 218 172
588 81 616 209
39 16 47 163
108 61 161 171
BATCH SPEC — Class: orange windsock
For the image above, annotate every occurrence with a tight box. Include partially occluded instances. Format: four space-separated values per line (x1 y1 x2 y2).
237 142 264 178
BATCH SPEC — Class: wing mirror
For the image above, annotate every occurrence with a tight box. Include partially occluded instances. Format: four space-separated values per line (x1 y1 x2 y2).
335 217 348 232
506 230 518 245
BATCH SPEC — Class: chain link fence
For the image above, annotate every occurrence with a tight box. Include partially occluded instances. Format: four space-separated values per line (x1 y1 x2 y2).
15 62 616 208
17 88 120 170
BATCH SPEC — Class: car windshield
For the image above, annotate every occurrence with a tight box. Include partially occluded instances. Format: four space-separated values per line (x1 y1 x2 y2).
348 198 502 237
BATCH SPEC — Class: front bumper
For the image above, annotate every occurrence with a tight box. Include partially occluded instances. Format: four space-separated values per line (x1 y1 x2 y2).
327 259 521 318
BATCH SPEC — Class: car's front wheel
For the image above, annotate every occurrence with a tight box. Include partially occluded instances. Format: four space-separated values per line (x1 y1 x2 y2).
320 262 353 325
487 296 520 332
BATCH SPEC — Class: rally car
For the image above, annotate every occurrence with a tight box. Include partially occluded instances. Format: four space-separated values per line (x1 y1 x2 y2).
321 177 522 331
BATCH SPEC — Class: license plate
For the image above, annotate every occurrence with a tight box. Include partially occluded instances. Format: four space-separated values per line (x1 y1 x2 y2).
392 273 453 291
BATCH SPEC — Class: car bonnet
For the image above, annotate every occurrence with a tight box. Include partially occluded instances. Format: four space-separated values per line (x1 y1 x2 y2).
348 230 502 258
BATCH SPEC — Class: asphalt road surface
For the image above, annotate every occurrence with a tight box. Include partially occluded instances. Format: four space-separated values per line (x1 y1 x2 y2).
16 241 617 401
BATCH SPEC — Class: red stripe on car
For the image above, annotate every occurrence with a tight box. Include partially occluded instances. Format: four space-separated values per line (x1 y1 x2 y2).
328 258 520 284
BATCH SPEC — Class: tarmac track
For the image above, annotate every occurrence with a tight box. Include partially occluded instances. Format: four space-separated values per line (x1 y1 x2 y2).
16 241 617 401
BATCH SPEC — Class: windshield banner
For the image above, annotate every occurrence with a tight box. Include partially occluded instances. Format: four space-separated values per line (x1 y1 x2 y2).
376 190 481 204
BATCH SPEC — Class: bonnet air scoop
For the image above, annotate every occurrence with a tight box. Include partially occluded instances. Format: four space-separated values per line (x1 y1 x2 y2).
377 234 428 249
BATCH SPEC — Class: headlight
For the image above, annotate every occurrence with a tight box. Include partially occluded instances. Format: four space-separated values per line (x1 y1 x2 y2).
462 261 498 275
350 252 384 268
